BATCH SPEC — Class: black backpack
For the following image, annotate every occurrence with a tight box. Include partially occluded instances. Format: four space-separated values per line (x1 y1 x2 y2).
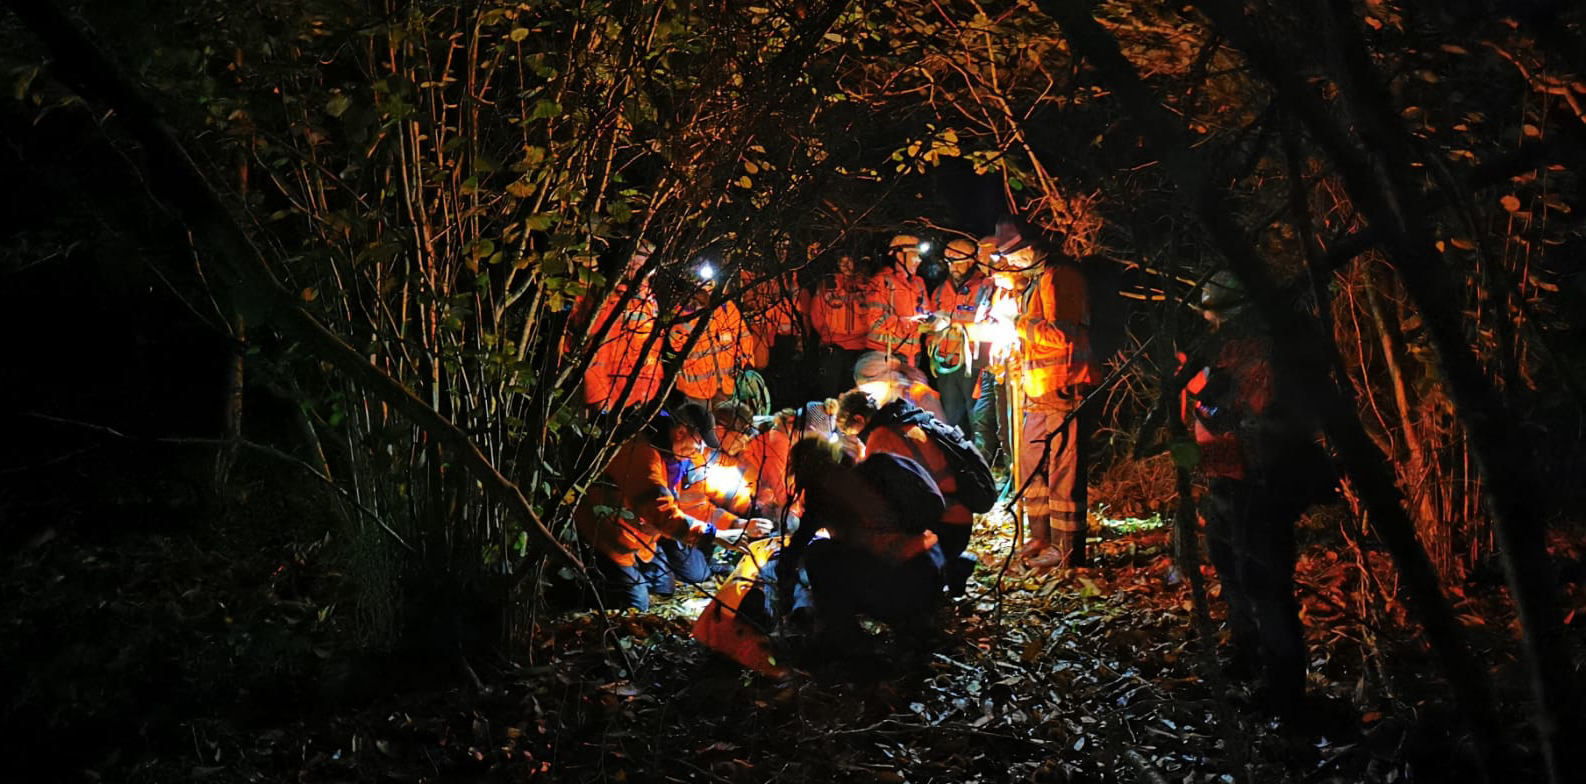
861 398 998 513
854 452 946 533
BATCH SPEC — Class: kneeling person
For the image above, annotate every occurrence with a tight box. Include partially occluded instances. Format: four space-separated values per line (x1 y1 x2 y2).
576 403 771 611
776 437 946 647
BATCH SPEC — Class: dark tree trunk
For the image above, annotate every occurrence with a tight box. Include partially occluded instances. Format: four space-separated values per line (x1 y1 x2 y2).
1192 1 1580 779
1036 1 1508 776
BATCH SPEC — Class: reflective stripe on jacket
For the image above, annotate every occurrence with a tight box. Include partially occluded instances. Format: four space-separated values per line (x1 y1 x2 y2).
1017 262 1096 398
810 274 871 349
926 274 992 370
671 301 753 400
583 285 665 410
864 267 926 362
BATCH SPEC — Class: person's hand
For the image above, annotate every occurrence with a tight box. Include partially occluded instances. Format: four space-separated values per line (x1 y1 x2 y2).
714 527 747 547
744 517 775 538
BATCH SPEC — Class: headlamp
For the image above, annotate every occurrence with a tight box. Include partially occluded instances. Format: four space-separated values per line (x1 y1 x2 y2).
697 262 715 281
917 240 933 255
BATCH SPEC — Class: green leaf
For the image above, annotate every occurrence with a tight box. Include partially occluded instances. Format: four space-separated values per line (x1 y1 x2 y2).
509 27 530 43
326 94 352 118
1168 439 1201 470
529 99 562 120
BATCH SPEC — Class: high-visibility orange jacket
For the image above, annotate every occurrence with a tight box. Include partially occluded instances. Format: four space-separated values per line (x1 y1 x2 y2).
574 435 716 568
675 448 753 524
583 284 665 411
670 300 755 401
739 426 793 514
860 424 974 528
741 276 802 364
864 266 927 363
925 273 993 372
1015 261 1096 398
810 272 871 350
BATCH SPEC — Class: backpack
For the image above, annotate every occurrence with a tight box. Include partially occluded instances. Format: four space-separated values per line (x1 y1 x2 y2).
861 398 998 513
854 452 946 533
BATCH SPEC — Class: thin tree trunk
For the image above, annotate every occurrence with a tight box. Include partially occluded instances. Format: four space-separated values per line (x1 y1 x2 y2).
214 313 246 502
1036 2 1507 776
1361 266 1442 561
3 0 584 575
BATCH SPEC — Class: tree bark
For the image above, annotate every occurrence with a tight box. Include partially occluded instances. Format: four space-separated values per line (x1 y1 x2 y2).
1195 1 1578 779
1036 1 1507 776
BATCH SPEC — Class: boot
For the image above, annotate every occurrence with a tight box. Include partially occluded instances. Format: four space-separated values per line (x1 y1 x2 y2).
945 551 978 597
1019 515 1051 560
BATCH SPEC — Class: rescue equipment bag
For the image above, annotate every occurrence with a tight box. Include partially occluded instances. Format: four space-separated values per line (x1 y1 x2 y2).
861 399 998 514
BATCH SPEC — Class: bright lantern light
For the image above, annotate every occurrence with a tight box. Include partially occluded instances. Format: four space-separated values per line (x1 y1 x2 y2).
857 380 894 405
703 462 745 499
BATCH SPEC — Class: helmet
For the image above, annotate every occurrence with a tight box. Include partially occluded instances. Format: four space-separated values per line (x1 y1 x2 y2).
1199 270 1247 312
888 234 920 255
992 217 1031 255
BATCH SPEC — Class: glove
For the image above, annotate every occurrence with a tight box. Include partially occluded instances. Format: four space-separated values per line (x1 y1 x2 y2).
744 518 775 538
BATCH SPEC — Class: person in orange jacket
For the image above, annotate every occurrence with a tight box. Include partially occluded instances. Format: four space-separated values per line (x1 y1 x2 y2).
714 402 797 525
739 270 807 402
581 242 666 414
575 403 772 610
924 237 996 435
864 234 928 368
809 252 873 399
669 269 758 407
996 218 1097 570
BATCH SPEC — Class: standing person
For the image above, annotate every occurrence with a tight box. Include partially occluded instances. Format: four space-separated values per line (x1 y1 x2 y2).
581 241 666 416
741 270 808 409
864 234 929 369
924 237 995 435
997 219 1097 570
669 266 758 408
1187 271 1334 720
969 236 1018 469
809 252 873 400
575 403 772 611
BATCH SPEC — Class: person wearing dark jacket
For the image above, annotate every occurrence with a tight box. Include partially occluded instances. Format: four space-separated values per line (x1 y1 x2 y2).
1187 271 1335 720
775 437 946 647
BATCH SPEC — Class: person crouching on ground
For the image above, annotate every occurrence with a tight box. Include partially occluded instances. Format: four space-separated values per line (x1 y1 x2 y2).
835 389 979 596
775 437 946 651
575 403 773 611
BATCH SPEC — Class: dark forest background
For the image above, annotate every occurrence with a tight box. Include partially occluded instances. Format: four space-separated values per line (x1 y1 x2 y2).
3 1 1585 782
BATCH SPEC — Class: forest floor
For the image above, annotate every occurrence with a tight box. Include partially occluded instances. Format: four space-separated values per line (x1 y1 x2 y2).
4 454 1585 784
